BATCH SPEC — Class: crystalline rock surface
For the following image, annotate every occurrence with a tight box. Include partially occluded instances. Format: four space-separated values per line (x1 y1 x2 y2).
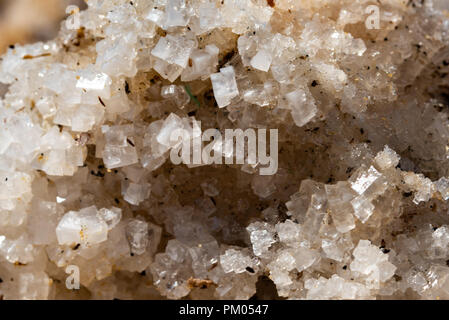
1 0 449 300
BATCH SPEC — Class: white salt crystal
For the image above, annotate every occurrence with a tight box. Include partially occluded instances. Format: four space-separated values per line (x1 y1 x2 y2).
56 206 108 246
351 195 375 223
269 268 293 288
161 85 190 108
210 66 239 108
181 45 219 81
292 247 319 272
350 240 396 283
325 182 356 233
275 219 301 244
151 35 196 68
432 226 449 249
103 145 138 169
402 172 435 204
284 88 317 127
305 275 370 300
102 125 138 169
121 181 151 206
0 235 35 264
435 177 449 200
198 1 223 31
71 105 104 132
165 0 190 28
156 113 184 147
314 62 348 92
350 166 382 195
126 219 149 255
145 8 165 27
247 222 276 257
220 248 258 274
35 96 57 119
152 57 185 82
76 70 112 98
374 145 400 170
97 207 122 230
250 50 272 72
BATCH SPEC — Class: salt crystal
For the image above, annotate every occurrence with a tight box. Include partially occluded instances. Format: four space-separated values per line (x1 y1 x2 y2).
56 206 108 246
161 85 190 109
325 182 356 233
435 177 449 200
220 248 258 274
151 34 196 69
165 0 190 28
350 166 382 195
350 195 375 223
121 181 151 206
210 66 239 108
247 222 276 257
76 70 112 98
97 207 122 230
374 145 400 170
275 219 302 244
350 240 396 283
156 113 184 148
181 45 219 81
250 50 272 72
126 219 149 255
284 88 317 127
292 247 319 272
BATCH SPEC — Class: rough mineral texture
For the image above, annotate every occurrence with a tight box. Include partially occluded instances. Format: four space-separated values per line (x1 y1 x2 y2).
1 0 449 300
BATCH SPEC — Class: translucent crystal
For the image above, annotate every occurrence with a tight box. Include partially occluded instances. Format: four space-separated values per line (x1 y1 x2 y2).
350 166 382 196
275 219 302 245
121 181 151 206
126 219 149 256
102 125 138 169
350 195 375 223
160 85 190 109
181 45 219 81
0 235 35 264
220 248 258 274
151 34 196 69
350 240 396 283
250 50 272 72
291 247 319 272
247 222 276 257
165 0 190 28
210 66 239 108
97 207 122 230
2 0 449 301
305 275 370 300
76 69 112 99
283 88 317 127
435 177 449 200
374 145 400 171
402 172 435 204
325 182 356 233
56 206 109 246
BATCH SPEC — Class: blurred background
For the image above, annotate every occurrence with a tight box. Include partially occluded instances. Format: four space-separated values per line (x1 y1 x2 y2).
0 0 86 54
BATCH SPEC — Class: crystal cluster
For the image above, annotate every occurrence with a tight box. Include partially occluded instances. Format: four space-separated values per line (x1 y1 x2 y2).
0 0 449 300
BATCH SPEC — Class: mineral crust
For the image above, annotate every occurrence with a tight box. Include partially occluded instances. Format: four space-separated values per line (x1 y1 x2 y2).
1 0 449 300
